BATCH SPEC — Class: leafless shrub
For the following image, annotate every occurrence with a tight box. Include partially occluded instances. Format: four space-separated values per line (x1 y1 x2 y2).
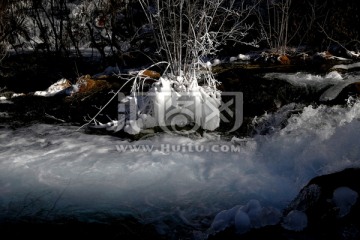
0 0 9 63
139 0 260 79
256 0 293 54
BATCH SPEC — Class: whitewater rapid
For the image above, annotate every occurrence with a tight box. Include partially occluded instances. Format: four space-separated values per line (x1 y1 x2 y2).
1 100 360 234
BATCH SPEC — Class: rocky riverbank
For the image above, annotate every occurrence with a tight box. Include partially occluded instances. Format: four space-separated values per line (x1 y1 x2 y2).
1 49 359 137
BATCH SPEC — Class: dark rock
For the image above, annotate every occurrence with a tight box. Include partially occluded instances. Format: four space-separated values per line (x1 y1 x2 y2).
215 67 320 136
285 168 360 239
208 168 360 240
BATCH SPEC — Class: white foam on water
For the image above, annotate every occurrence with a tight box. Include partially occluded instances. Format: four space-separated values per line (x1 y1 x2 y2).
0 100 360 232
264 71 345 90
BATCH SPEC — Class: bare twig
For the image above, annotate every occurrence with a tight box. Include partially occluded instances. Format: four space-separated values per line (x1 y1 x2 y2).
45 113 66 123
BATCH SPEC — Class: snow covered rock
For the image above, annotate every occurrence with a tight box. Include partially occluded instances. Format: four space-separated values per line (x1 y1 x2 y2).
34 78 72 97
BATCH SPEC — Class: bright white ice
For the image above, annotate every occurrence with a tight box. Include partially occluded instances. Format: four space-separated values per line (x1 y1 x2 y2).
1 99 360 233
265 71 360 102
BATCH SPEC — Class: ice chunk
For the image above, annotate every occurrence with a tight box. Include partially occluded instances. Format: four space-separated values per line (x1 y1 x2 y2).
238 54 251 61
245 199 262 228
210 200 281 235
260 207 282 227
124 120 141 135
325 71 343 80
229 56 237 62
212 59 221 66
319 79 360 102
333 186 358 217
244 200 281 228
234 209 251 234
210 205 240 233
332 62 360 70
282 210 307 231
11 93 25 98
140 114 157 128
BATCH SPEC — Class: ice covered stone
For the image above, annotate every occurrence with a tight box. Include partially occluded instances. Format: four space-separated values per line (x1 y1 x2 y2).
333 186 358 217
282 210 307 231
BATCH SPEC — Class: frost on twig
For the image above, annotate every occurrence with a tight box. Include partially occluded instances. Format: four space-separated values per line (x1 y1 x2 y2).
81 0 257 134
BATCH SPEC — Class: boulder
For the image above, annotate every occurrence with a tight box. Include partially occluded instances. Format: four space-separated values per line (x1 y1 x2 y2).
208 168 360 240
284 168 360 239
278 55 291 65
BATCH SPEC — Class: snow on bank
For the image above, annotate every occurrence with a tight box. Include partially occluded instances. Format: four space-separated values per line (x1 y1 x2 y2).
1 100 360 234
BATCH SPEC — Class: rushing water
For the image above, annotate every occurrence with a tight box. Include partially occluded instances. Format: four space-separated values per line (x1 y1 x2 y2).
1 71 360 237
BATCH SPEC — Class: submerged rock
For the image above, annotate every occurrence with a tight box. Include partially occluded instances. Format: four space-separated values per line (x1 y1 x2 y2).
285 168 360 239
